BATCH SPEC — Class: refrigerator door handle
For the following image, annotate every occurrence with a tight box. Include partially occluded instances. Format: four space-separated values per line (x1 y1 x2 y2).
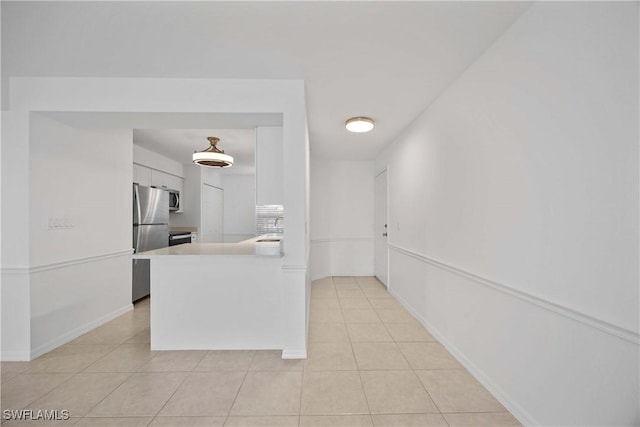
133 225 140 254
133 184 141 225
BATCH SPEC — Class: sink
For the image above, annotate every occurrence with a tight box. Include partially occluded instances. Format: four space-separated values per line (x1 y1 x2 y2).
255 235 282 256
256 233 283 243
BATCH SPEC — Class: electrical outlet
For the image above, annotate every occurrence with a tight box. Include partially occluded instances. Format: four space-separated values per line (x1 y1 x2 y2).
48 217 74 230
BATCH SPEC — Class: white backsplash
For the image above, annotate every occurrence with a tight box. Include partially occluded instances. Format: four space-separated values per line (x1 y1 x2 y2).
256 205 284 235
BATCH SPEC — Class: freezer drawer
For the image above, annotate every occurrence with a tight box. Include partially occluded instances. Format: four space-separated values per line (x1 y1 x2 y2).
133 224 169 253
132 259 150 302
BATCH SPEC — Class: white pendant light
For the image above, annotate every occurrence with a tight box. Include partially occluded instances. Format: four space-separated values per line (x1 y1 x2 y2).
345 117 375 133
193 137 234 168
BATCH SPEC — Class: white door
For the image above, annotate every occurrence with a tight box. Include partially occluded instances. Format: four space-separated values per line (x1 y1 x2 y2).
201 184 224 243
374 169 388 287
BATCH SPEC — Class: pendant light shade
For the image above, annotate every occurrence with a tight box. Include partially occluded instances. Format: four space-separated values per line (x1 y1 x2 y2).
193 137 234 168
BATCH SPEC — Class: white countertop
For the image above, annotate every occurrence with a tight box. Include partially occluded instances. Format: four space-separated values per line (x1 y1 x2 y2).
133 235 283 258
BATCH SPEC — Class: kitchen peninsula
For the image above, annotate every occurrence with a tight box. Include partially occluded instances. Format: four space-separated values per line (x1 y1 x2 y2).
133 235 285 353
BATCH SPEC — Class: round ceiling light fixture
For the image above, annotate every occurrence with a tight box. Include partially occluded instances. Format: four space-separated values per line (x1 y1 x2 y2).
193 136 234 168
345 116 375 133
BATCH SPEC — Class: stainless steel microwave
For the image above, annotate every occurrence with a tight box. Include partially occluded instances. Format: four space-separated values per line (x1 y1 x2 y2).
168 189 180 212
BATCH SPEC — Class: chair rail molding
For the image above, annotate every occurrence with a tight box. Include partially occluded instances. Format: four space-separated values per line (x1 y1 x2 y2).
1 249 133 275
388 243 639 344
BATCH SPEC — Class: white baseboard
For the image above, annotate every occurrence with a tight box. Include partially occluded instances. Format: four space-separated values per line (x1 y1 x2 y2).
28 303 133 360
281 349 307 359
390 289 537 426
310 238 374 280
0 350 32 361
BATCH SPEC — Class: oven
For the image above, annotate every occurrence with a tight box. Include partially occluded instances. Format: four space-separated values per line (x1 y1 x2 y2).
169 231 191 246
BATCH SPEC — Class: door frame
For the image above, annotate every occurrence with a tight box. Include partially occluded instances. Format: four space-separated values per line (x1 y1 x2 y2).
201 183 224 243
374 167 389 288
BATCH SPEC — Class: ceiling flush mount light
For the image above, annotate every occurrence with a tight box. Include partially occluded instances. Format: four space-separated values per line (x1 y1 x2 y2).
345 116 375 133
193 137 234 168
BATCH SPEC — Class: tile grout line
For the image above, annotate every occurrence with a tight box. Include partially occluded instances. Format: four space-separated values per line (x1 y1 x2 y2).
310 277 523 426
341 276 449 425
338 277 375 423
74 304 152 423
222 351 256 424
6 315 148 422
300 272 320 427
297 351 306 424
387 289 447 423
151 370 193 424
8 339 133 416
148 342 208 425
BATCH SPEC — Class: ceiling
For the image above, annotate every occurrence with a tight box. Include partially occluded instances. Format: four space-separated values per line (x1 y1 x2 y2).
3 1 532 161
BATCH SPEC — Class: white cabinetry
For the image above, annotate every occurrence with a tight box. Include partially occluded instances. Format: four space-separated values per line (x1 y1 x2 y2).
133 163 185 213
151 169 173 189
164 174 183 192
152 171 184 213
255 126 283 206
133 163 152 187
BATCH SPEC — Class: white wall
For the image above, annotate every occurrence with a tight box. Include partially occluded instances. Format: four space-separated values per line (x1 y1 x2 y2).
256 126 283 206
28 113 132 358
223 174 255 242
1 111 32 359
375 2 639 426
31 114 132 265
310 159 374 279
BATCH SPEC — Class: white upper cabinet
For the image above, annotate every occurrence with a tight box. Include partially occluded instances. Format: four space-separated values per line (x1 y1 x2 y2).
150 169 169 188
164 174 182 192
134 163 185 213
150 169 183 190
255 126 283 206
133 163 152 187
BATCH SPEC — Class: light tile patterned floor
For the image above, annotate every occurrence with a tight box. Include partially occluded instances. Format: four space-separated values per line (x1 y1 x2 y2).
1 277 522 426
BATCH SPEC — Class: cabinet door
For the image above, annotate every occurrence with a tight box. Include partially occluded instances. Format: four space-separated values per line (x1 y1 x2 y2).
255 126 283 206
133 164 152 187
150 169 166 188
164 174 181 191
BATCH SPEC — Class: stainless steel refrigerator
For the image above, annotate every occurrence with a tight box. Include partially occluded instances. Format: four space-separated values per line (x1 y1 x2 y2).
133 184 169 302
